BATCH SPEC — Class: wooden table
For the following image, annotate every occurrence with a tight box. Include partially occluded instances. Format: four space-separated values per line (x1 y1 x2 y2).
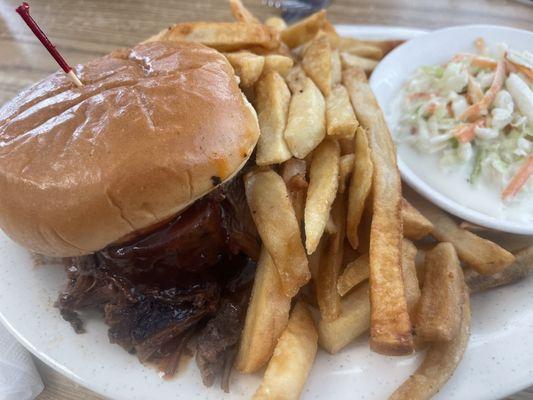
0 0 531 398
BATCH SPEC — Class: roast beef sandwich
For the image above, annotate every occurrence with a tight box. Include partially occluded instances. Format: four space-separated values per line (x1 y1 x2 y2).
0 40 261 387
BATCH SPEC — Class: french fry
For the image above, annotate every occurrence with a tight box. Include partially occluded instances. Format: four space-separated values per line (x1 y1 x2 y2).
285 65 307 93
322 21 341 45
326 84 359 138
337 239 418 300
465 245 533 293
338 153 355 193
263 54 294 77
308 236 326 282
339 137 355 155
318 281 371 354
284 77 326 159
340 43 384 60
254 71 292 165
346 127 373 249
225 52 265 87
390 287 471 400
340 52 379 74
265 16 287 32
235 248 291 373
245 169 310 297
305 139 340 254
402 198 433 240
331 50 342 85
146 22 279 52
415 243 464 342
409 196 515 274
325 214 338 235
280 10 328 48
246 43 292 57
229 0 261 24
339 37 404 56
302 32 334 96
337 253 369 296
343 67 413 355
281 158 308 223
401 239 420 314
253 302 318 400
316 194 345 321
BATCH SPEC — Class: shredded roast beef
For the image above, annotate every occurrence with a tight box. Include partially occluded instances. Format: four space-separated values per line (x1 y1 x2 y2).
56 178 258 389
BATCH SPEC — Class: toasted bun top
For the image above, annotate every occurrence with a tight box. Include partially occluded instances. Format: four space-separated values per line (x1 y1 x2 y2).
0 41 259 257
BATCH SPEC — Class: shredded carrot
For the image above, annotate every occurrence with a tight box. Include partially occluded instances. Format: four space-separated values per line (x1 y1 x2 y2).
426 102 437 115
407 92 432 102
474 37 487 55
460 60 506 122
502 156 533 199
453 119 485 143
452 53 497 69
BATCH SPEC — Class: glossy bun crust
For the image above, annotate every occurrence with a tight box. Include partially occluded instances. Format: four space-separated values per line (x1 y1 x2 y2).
0 41 259 257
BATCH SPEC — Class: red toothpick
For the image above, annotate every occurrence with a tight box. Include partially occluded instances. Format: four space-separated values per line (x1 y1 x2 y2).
16 2 83 88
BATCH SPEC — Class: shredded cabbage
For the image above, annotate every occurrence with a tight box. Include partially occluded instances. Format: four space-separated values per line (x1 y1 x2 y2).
396 42 533 199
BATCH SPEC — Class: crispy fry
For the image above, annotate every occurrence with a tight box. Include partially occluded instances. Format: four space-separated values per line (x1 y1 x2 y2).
245 169 310 297
285 65 307 93
254 71 292 165
308 236 326 282
305 139 340 254
316 194 346 321
409 196 515 274
338 137 355 155
346 127 373 249
402 199 433 240
263 54 294 77
326 85 359 138
146 22 279 52
343 67 413 355
390 287 471 400
341 52 379 74
225 52 265 87
253 302 318 400
340 43 384 60
465 245 533 293
265 16 287 32
321 21 340 45
325 214 337 235
281 158 308 223
319 281 371 354
280 10 328 48
415 243 464 342
302 32 334 96
331 50 342 86
337 254 369 296
246 43 292 57
229 0 261 24
284 77 326 159
338 153 355 193
235 248 291 373
350 38 405 56
401 239 420 314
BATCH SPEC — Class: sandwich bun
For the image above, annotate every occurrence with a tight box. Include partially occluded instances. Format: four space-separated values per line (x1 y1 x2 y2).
0 41 260 257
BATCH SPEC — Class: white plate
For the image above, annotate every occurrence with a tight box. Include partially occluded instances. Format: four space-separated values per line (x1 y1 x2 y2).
1 25 533 400
369 25 533 235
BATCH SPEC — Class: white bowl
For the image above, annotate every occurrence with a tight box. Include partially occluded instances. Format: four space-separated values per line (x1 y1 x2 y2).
369 25 533 235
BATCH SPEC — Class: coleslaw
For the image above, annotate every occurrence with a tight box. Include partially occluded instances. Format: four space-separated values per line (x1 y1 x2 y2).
395 39 532 209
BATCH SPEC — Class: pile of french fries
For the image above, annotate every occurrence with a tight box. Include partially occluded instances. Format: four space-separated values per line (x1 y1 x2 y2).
147 1 533 398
